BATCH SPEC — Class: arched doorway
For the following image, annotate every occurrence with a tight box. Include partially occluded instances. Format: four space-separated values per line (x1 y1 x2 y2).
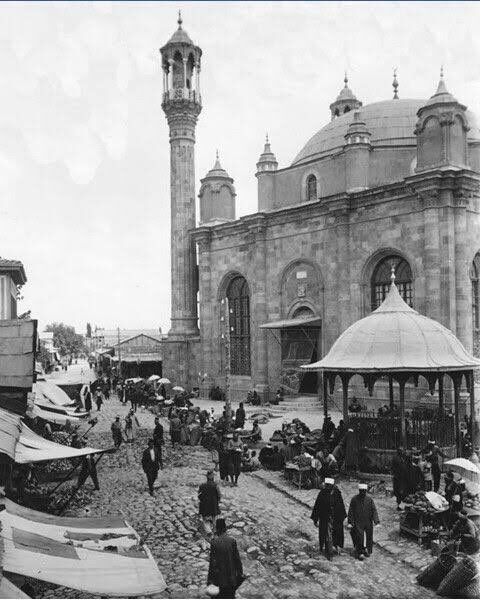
281 306 320 395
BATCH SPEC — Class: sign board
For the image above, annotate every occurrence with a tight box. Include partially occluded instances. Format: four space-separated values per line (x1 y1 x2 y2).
0 319 37 416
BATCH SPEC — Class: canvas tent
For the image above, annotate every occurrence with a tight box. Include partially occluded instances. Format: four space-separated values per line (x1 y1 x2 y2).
34 381 74 407
0 408 106 464
0 499 166 597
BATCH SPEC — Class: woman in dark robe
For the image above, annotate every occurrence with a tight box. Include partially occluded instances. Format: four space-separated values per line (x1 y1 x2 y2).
310 479 347 560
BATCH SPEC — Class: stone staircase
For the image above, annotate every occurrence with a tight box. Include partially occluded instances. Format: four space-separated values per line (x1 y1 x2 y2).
269 395 324 413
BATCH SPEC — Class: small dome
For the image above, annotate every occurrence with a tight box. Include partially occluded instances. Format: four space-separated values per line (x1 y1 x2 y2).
164 12 195 47
423 74 458 109
302 280 480 372
203 153 232 181
336 75 357 102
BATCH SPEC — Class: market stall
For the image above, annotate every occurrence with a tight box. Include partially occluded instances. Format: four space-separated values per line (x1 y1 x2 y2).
400 491 450 545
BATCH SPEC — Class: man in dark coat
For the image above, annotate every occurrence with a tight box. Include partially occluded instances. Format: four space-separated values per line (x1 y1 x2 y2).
348 484 379 560
198 471 221 530
84 387 92 412
391 447 407 509
141 439 161 496
234 403 246 429
207 518 244 599
259 444 274 469
311 478 347 560
421 440 446 492
77 453 100 490
322 416 335 442
153 417 164 468
111 416 123 448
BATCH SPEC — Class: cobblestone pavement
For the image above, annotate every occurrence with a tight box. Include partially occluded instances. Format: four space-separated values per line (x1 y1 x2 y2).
37 395 434 599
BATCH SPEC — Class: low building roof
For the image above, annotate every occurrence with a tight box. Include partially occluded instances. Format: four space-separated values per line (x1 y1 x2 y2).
0 258 27 285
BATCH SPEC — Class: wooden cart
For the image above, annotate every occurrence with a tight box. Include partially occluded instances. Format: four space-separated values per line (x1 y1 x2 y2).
284 463 312 490
400 508 449 545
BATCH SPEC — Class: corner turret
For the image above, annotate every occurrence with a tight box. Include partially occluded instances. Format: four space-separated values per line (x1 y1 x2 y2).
415 68 470 172
330 73 362 120
199 152 236 224
256 135 278 211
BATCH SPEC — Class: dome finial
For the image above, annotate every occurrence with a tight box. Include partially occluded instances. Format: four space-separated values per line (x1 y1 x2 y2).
216 148 219 161
390 264 396 285
435 65 449 95
440 64 444 80
344 71 348 87
266 132 269 144
392 67 399 100
177 9 183 28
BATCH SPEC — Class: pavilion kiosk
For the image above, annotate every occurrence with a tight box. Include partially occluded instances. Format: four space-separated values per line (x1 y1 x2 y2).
302 270 480 464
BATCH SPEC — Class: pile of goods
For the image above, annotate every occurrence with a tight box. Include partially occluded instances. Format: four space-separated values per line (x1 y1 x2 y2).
403 491 448 515
292 453 313 469
464 494 480 510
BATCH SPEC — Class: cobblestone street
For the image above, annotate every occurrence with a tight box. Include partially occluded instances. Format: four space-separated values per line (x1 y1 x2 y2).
39 393 434 599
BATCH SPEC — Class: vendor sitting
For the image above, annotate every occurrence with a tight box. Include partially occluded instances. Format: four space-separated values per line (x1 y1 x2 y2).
242 450 260 472
259 443 274 469
270 446 285 471
250 420 262 443
450 509 480 554
348 397 363 413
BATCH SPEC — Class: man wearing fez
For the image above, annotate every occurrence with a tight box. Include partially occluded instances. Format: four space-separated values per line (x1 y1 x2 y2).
310 477 347 560
348 483 380 560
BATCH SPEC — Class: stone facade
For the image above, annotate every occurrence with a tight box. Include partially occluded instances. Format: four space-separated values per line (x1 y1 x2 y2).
159 20 480 405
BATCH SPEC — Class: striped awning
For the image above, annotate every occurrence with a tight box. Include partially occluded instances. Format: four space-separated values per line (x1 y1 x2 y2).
0 499 166 597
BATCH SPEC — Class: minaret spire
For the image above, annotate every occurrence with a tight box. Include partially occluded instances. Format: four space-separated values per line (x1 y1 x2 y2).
392 67 399 100
177 10 182 28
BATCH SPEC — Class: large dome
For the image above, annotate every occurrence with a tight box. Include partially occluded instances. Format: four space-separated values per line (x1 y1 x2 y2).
302 280 480 373
292 98 480 166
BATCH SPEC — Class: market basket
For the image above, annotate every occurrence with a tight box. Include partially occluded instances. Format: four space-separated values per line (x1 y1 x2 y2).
437 556 479 597
456 574 480 599
416 552 457 589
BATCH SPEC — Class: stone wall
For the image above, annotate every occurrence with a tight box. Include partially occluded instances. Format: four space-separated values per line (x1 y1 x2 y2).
193 168 480 401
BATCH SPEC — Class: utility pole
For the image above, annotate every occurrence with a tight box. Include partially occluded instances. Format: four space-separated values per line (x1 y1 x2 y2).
221 297 232 425
117 326 122 380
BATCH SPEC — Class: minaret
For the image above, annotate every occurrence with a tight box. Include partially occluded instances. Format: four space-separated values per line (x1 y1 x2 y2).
160 13 202 339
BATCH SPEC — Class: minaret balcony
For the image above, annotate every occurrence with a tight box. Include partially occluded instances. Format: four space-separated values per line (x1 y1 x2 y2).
163 88 202 105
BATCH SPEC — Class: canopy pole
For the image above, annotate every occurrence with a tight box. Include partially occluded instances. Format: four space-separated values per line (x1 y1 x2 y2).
451 372 462 457
469 370 477 447
322 373 328 419
388 375 394 409
438 373 444 413
398 377 406 447
340 373 350 423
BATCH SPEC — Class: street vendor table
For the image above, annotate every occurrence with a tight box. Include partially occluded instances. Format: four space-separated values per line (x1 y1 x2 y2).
284 462 312 490
400 508 449 545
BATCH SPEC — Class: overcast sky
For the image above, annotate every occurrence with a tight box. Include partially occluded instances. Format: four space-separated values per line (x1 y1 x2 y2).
4 1 480 335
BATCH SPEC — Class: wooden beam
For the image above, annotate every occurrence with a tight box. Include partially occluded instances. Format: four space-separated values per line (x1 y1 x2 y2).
438 373 444 413
469 370 477 447
399 377 406 447
341 373 351 424
322 372 328 419
451 372 462 457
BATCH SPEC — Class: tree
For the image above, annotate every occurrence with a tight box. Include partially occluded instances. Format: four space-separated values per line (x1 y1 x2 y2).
86 323 92 338
45 322 85 357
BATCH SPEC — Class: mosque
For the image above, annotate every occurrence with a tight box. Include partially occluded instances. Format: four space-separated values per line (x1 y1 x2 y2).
159 15 480 405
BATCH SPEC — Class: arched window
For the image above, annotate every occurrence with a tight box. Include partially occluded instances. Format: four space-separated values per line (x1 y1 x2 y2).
227 276 251 375
471 253 480 331
334 108 340 118
371 255 413 311
306 174 317 201
344 105 351 113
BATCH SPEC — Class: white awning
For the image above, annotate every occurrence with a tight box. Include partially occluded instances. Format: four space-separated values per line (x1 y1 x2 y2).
259 316 321 329
34 381 75 407
0 408 106 464
0 499 166 597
